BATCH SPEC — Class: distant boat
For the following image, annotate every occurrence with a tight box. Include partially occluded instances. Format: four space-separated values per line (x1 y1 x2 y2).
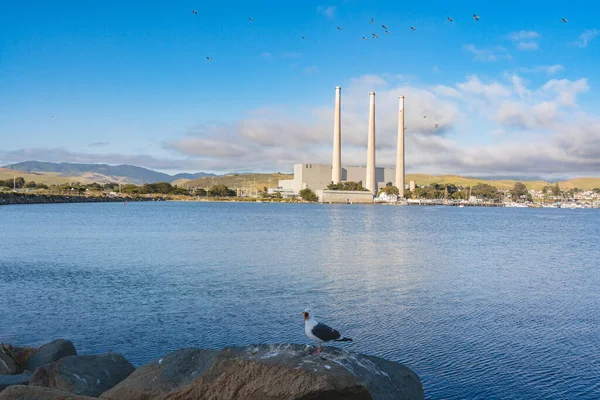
459 204 464 208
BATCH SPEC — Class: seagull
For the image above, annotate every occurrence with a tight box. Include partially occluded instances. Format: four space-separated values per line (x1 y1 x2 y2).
385 30 391 35
302 309 352 355
337 26 342 30
372 33 378 39
370 18 374 24
435 123 439 128
302 36 306 39
447 17 453 22
382 24 387 29
410 27 416 31
248 17 254 21
562 18 568 23
192 10 197 15
362 37 368 40
206 56 212 60
473 14 480 21
423 115 427 118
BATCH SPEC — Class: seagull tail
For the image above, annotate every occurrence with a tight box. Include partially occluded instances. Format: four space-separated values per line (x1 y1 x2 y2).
334 337 353 342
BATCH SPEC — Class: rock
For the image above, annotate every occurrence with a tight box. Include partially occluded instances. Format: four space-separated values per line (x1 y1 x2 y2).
0 372 32 392
0 354 18 375
12 347 37 371
27 340 77 372
30 353 135 398
164 344 423 400
0 385 97 399
100 348 218 400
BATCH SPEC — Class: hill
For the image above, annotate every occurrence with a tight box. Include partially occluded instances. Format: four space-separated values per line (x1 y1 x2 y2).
180 173 294 191
2 161 214 184
405 174 600 191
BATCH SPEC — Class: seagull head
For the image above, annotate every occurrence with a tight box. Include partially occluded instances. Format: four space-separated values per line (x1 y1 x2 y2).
302 308 312 321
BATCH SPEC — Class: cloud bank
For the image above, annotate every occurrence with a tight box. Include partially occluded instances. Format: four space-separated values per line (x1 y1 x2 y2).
2 71 599 178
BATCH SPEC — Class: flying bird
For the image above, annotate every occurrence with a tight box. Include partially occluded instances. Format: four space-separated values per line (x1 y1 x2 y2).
302 309 352 355
447 17 453 22
248 17 254 21
206 56 212 60
435 123 439 128
370 18 374 24
362 37 368 40
410 27 416 31
372 33 378 39
192 10 197 14
385 30 391 34
382 25 388 29
423 116 427 118
302 36 306 39
337 26 342 30
562 18 568 23
473 14 480 21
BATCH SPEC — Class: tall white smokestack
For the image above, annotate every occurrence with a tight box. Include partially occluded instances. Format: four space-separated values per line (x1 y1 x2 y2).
331 86 342 184
395 96 405 197
365 91 376 194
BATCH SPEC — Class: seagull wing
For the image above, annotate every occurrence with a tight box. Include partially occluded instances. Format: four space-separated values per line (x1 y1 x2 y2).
311 323 341 342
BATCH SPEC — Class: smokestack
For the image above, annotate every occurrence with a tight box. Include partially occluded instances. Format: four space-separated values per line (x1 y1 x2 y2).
395 96 405 197
331 86 342 184
365 91 376 194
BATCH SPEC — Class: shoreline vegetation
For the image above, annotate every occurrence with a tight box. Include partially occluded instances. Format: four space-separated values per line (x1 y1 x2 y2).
0 339 424 399
2 177 600 207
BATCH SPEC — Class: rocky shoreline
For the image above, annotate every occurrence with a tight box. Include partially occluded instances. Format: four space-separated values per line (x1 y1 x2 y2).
0 339 424 399
0 193 164 206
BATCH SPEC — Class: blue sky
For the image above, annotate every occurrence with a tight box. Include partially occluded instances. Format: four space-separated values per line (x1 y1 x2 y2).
1 0 599 177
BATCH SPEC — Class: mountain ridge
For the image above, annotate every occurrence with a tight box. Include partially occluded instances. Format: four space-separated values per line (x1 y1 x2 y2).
2 161 214 184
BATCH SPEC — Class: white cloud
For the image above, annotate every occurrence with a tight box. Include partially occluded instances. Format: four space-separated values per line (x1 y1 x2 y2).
261 52 272 58
508 30 541 51
546 65 564 75
317 5 336 19
508 30 540 40
517 41 539 50
6 73 599 178
519 65 564 76
162 73 600 176
463 44 511 61
573 29 600 48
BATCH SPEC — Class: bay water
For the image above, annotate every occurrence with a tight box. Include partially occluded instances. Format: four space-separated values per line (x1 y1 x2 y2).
1 202 598 399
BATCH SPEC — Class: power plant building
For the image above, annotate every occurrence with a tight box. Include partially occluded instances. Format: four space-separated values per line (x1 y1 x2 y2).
280 164 397 194
277 86 406 200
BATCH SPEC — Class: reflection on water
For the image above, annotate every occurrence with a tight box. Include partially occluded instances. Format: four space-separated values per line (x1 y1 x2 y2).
1 202 599 399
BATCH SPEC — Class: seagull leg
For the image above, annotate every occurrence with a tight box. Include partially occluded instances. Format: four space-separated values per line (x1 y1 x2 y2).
311 344 322 355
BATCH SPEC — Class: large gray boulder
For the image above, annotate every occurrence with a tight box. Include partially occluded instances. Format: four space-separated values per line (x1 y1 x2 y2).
100 348 218 400
0 372 32 392
164 344 423 400
29 353 135 397
26 340 77 372
0 385 97 399
0 354 18 375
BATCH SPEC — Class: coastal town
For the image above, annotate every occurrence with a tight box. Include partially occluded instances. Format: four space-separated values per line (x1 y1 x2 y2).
2 174 599 208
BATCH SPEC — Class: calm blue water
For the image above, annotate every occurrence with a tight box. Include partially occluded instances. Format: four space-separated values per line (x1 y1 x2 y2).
1 202 599 399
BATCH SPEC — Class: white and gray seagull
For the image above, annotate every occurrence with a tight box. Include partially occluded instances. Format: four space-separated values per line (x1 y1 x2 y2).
302 309 352 355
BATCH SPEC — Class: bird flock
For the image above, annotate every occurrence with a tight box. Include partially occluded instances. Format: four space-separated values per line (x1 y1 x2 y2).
193 11 570 59
191 10 571 131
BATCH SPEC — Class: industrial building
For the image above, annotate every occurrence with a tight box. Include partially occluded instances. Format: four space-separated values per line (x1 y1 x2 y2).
277 86 406 202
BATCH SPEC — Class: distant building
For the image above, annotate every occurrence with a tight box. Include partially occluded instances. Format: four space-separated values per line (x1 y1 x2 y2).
316 189 374 204
282 163 396 195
